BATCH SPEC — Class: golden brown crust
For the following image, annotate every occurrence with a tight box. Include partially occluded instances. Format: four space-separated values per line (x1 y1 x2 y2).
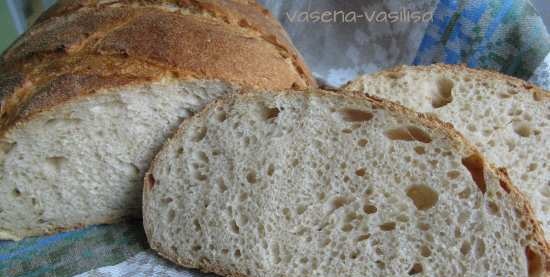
144 88 549 275
32 0 311 84
0 0 315 136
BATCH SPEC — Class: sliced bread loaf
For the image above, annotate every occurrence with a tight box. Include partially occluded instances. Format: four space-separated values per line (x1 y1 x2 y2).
0 0 315 240
344 64 549 238
144 89 548 276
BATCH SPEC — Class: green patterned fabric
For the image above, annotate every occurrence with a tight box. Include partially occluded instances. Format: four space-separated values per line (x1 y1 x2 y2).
414 0 550 79
0 221 148 277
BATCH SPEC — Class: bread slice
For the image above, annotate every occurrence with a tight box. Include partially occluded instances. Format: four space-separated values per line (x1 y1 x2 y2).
144 89 548 276
0 0 315 240
344 64 550 239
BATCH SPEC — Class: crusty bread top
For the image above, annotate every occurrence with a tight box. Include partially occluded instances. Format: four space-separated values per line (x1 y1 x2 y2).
144 88 549 275
0 0 316 136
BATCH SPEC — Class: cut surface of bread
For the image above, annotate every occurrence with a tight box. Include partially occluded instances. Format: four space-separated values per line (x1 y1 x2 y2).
0 0 315 240
144 90 548 277
0 80 236 240
344 64 549 239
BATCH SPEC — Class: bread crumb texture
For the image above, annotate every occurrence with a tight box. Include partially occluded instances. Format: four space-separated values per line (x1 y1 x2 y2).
144 89 549 277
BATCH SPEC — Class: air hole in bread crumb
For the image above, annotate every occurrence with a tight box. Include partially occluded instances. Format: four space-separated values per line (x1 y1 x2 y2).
406 185 438 210
45 118 83 126
217 178 227 193
414 146 426 155
297 205 306 215
161 197 173 205
342 128 352 134
475 239 485 258
283 208 291 220
193 219 201 232
397 214 409 222
345 212 360 223
431 78 453 108
167 210 175 222
191 126 207 142
192 245 201 251
246 171 257 184
337 109 374 122
356 234 370 242
318 191 326 201
258 224 265 238
320 238 331 248
229 219 240 234
498 92 511 99
408 263 423 275
384 126 432 143
46 156 67 171
458 187 471 199
418 223 430 231
420 245 431 257
328 196 352 212
447 170 460 179
267 164 275 176
458 211 470 224
238 214 249 226
12 188 21 197
460 241 471 255
513 121 532 137
234 249 241 258
363 204 377 214
194 151 209 163
486 201 500 216
261 105 281 121
357 139 368 147
461 154 486 194
379 222 396 231
0 141 15 155
341 224 353 232
215 111 227 122
193 171 207 182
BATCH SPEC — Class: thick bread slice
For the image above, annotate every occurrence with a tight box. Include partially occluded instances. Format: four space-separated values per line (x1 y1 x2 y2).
0 0 315 240
144 89 549 277
344 64 549 239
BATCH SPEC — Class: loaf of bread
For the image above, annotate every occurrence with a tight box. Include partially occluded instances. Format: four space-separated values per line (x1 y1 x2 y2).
144 89 548 276
344 64 549 239
0 0 315 240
